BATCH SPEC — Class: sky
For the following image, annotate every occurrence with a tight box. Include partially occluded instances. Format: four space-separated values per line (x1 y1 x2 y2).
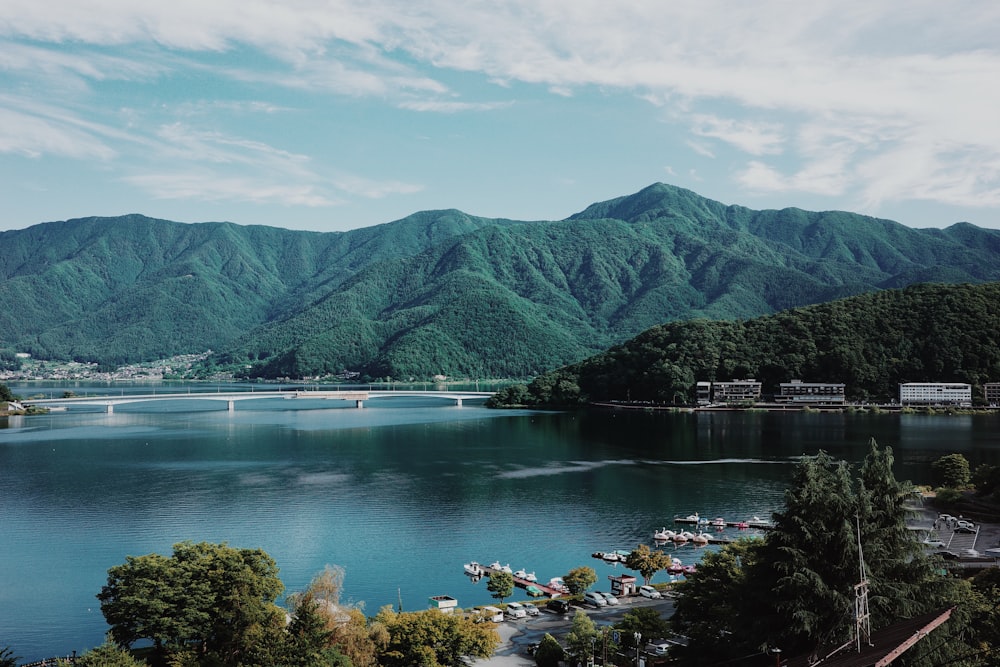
2 1 1000 233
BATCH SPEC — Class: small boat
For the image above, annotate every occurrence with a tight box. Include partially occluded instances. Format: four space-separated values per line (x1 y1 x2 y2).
692 532 711 544
654 527 674 541
548 577 570 594
464 561 483 576
602 551 621 562
489 561 503 570
514 569 537 582
673 531 693 543
525 585 544 597
501 563 513 573
711 517 726 527
735 521 749 529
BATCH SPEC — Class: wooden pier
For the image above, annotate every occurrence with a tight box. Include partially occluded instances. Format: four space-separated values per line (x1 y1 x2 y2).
478 564 565 597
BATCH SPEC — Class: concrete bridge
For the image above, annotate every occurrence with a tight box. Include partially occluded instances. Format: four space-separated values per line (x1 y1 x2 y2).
22 389 495 414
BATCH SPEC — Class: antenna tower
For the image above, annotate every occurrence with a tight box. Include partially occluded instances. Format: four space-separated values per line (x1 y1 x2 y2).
854 514 872 651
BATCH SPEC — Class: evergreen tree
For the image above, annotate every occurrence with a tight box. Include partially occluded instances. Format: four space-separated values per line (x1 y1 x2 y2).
73 636 146 666
533 633 564 667
486 570 514 604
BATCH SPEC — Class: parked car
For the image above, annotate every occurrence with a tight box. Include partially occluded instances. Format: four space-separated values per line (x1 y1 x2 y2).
505 602 527 619
955 520 976 533
596 591 619 605
645 639 672 656
546 599 570 614
480 606 504 622
584 591 607 607
523 602 540 616
921 537 946 548
639 585 662 599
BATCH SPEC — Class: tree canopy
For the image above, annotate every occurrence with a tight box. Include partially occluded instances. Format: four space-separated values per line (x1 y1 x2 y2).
373 606 499 667
97 541 286 665
486 570 514 604
671 440 969 665
563 566 597 596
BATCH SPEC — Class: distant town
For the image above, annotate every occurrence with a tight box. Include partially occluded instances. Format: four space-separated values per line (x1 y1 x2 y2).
0 351 223 383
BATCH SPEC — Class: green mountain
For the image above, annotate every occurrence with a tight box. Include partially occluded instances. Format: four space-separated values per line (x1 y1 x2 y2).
489 282 1000 406
2 184 1000 378
0 211 519 365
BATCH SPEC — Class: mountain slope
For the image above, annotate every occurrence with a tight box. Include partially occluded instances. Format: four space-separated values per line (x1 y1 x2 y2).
3 183 1000 378
0 211 520 364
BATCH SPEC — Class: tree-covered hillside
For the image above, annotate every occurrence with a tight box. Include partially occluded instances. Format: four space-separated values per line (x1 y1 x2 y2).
4 184 1000 378
0 211 521 365
225 184 1000 379
489 282 1000 406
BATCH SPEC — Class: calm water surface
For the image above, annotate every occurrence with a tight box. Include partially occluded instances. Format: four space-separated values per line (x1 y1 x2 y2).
3 384 1000 661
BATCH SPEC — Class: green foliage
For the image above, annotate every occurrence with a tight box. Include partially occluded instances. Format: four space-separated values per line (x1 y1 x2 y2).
564 610 600 662
623 544 673 585
973 463 1000 499
486 570 514 603
498 282 1000 406
0 383 15 402
533 633 564 667
614 607 671 649
0 646 21 667
74 636 147 667
932 453 972 489
97 541 285 666
7 184 1000 379
563 566 597 595
671 440 967 664
373 606 499 667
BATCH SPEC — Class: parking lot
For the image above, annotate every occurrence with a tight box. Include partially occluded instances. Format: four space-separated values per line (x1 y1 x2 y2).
475 595 677 666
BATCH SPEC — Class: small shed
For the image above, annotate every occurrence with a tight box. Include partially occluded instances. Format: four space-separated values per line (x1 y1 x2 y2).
609 574 637 597
428 595 459 614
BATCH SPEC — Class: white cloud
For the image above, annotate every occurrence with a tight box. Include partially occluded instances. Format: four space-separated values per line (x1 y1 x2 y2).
691 115 784 156
123 171 338 207
1 1 999 219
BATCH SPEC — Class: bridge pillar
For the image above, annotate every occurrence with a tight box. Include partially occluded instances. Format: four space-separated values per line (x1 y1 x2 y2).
106 404 114 414
454 398 463 407
228 400 235 413
355 400 364 409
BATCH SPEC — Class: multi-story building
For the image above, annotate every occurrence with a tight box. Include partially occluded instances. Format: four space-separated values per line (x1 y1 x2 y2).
899 382 972 406
985 382 1000 406
711 379 762 404
695 381 712 406
775 380 846 405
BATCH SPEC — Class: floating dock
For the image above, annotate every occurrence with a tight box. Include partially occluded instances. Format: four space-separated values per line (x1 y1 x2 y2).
673 515 774 530
476 564 565 597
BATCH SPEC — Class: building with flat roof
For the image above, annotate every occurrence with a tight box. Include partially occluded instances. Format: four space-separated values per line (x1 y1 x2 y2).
985 383 1000 406
695 381 712 406
899 382 972 406
711 379 762 404
776 380 846 405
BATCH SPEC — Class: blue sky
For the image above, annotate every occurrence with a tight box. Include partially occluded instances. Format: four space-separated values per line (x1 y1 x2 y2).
2 1 999 233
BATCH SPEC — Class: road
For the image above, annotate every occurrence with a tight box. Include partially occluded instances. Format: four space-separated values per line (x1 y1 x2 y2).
476 596 677 666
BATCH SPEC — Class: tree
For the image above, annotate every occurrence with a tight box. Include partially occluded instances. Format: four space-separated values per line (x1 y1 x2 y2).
486 570 514 603
564 610 600 663
73 636 146 667
97 541 286 666
533 633 564 667
672 443 971 665
932 453 971 489
374 606 499 667
0 383 15 402
615 607 670 650
0 646 21 667
624 544 673 585
563 566 597 596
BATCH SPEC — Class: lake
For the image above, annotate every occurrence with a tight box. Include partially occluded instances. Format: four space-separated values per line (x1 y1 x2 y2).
3 384 1000 662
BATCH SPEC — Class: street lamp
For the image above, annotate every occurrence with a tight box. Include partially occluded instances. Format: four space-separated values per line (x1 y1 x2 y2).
634 632 642 666
770 647 783 667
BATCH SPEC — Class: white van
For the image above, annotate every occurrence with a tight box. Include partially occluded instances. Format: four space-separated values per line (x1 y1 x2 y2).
584 591 607 607
481 606 504 622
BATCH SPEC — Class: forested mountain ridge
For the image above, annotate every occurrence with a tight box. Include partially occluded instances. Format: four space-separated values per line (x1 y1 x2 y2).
0 211 523 365
225 184 1000 379
3 183 1000 378
489 281 1000 407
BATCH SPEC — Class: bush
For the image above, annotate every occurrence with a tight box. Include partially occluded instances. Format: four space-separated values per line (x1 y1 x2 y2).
534 633 564 667
934 487 965 505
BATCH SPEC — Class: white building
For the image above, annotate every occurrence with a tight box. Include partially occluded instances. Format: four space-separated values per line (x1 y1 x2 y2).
899 382 972 406
711 379 762 404
776 380 846 405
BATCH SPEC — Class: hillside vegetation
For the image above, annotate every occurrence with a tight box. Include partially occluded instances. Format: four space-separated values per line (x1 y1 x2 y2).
3 184 1000 379
489 282 1000 406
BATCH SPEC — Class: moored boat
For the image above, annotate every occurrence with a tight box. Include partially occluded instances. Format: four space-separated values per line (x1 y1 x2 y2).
654 527 674 541
464 561 483 576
